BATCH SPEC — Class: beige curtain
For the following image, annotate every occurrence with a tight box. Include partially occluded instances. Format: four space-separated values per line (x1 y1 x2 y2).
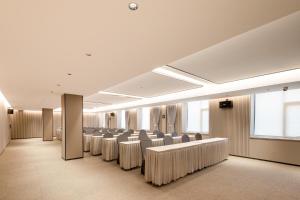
10 110 43 139
125 111 130 129
0 100 10 153
53 112 61 136
175 104 182 135
166 105 177 133
128 109 137 130
151 107 160 131
105 113 109 128
209 95 250 157
83 113 100 127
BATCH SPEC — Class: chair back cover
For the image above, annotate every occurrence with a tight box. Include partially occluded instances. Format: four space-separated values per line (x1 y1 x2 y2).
163 136 173 145
117 132 129 144
171 132 178 137
153 130 160 135
139 129 147 135
103 132 114 138
156 131 165 138
140 139 152 160
128 129 134 134
195 133 202 140
181 134 190 143
138 131 150 141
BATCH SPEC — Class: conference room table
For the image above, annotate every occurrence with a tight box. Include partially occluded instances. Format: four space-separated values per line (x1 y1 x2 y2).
119 135 196 170
90 135 103 156
83 134 92 152
145 138 229 186
102 138 165 161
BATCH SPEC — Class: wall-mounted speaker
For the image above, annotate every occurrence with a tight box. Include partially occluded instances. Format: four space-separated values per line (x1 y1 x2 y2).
219 100 233 109
7 108 14 114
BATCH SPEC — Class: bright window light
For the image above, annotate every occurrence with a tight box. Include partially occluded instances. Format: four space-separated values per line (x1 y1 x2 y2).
0 91 11 108
152 65 212 86
98 91 144 99
186 100 209 132
121 110 126 128
141 107 150 130
254 88 300 138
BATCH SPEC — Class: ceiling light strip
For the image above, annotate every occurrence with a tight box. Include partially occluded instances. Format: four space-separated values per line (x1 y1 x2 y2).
98 91 145 99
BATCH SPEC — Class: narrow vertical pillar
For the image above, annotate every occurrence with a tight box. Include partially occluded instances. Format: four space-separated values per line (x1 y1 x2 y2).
61 94 83 160
42 108 53 141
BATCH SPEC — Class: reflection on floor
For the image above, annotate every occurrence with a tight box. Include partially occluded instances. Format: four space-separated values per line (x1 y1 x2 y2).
0 138 300 200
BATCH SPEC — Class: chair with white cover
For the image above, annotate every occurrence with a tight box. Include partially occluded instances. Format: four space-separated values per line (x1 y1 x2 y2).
140 138 152 175
181 134 190 143
195 133 202 140
163 135 173 145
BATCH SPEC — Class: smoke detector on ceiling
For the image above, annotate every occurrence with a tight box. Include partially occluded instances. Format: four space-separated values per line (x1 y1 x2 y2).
129 2 138 11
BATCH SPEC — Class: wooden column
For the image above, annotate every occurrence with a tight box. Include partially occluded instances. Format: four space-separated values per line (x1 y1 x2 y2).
61 94 83 160
42 108 53 141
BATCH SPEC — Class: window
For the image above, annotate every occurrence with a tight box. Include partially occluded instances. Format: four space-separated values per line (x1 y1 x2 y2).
141 107 150 130
186 100 209 133
253 89 300 138
121 110 126 129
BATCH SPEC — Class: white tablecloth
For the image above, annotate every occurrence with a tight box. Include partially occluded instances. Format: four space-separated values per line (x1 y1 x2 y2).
83 134 92 152
145 138 229 186
119 139 165 170
128 135 157 141
102 138 118 161
90 135 103 156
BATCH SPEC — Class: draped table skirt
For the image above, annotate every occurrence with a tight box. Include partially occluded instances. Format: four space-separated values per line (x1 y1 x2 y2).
90 136 103 156
102 138 118 161
145 138 228 186
83 134 92 152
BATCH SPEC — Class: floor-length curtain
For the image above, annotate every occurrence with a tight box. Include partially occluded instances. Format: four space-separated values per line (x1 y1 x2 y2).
105 113 109 128
10 110 43 139
125 111 130 129
209 95 250 157
166 105 177 133
175 103 183 135
151 107 160 131
128 109 137 130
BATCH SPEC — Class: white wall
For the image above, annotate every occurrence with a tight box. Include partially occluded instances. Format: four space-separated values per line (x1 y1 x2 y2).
0 99 10 154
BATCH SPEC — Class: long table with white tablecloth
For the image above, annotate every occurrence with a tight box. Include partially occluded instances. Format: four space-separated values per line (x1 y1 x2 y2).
145 138 229 186
119 135 196 170
102 138 164 161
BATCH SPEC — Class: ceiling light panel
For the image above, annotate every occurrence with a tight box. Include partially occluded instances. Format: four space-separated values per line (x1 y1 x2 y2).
152 65 213 86
98 91 144 99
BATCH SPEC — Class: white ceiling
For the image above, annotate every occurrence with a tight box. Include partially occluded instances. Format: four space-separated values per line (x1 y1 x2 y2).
105 72 200 98
171 11 300 83
0 1 300 109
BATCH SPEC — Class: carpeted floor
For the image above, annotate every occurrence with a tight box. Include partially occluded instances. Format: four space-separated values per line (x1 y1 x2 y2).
0 138 299 200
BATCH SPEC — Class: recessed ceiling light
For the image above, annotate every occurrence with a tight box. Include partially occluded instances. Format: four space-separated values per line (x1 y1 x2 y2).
56 84 61 87
67 73 72 76
85 53 92 57
98 91 144 99
129 2 138 10
152 65 213 86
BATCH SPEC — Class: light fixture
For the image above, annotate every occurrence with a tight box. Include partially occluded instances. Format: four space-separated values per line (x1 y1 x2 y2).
94 68 300 112
98 91 144 99
128 2 138 10
57 84 61 87
0 91 11 108
67 73 72 76
54 107 61 112
152 65 213 86
85 53 92 57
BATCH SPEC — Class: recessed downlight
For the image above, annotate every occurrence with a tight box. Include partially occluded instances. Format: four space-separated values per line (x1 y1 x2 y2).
129 2 138 10
85 53 92 57
56 84 61 87
67 73 72 76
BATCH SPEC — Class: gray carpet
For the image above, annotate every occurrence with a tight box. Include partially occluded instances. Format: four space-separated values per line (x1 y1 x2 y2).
0 138 299 200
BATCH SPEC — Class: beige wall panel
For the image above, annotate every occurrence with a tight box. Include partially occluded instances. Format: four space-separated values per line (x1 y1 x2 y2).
249 138 300 165
128 110 137 130
159 106 167 133
61 94 83 160
42 108 53 141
